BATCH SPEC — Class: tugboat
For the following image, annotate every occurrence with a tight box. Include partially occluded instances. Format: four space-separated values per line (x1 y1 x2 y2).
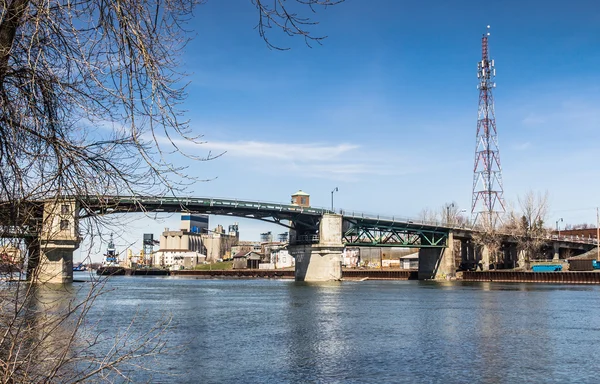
96 234 126 276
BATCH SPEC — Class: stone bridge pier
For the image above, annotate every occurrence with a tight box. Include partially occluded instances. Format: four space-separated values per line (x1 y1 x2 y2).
28 200 80 284
289 214 343 282
418 232 455 280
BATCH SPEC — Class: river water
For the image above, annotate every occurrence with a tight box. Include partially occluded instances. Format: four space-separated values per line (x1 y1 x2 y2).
69 273 600 383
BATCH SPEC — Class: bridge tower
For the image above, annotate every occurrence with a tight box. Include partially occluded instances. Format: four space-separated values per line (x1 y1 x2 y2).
32 199 80 284
471 25 505 228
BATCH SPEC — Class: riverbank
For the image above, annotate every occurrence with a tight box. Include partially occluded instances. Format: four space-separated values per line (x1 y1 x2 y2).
93 268 600 284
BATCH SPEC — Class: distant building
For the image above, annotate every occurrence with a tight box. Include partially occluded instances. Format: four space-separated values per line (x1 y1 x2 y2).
155 250 205 270
261 242 286 263
201 224 239 262
153 213 208 268
277 232 289 243
181 214 209 233
270 248 294 269
233 251 262 269
400 253 419 270
158 229 204 253
260 231 273 243
291 190 310 207
231 241 261 258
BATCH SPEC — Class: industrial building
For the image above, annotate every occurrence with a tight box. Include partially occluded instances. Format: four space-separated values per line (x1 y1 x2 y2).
152 213 209 269
200 224 239 262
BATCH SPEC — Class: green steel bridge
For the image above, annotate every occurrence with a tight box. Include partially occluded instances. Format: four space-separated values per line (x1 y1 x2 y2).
9 195 594 251
80 195 455 248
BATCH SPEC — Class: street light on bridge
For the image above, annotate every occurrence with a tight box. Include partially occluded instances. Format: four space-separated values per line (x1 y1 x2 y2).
446 203 454 225
556 218 563 239
331 187 338 212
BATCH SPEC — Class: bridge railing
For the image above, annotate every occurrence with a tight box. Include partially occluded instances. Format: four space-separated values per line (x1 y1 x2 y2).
116 195 332 216
334 209 599 246
103 195 600 246
335 208 475 231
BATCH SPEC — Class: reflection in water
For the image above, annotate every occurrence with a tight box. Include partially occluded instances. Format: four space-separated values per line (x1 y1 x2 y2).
7 275 600 383
283 282 348 382
0 282 83 382
1 277 172 383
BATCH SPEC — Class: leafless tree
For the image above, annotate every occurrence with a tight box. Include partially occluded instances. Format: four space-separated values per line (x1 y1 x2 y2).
254 0 343 49
471 227 504 267
440 202 469 226
418 207 439 223
0 0 343 381
503 190 551 265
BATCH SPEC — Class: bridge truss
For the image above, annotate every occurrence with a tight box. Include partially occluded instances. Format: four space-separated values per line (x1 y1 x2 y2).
82 195 324 233
81 196 453 248
342 217 449 248
6 196 596 252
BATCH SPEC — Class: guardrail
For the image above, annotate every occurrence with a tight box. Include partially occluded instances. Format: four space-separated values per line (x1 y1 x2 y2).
88 196 600 246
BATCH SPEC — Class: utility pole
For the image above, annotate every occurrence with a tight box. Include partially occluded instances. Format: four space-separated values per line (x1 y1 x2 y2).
556 218 563 239
331 187 338 212
446 203 455 225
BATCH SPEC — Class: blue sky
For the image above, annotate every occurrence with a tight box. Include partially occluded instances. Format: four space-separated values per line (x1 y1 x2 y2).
83 0 600 260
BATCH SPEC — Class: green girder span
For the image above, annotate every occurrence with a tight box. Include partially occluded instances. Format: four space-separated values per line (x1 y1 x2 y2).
343 221 449 248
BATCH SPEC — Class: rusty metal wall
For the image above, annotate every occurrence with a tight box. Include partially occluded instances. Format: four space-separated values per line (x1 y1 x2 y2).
568 259 594 271
463 271 600 284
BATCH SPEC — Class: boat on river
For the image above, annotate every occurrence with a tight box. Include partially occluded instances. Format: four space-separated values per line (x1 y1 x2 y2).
97 234 126 276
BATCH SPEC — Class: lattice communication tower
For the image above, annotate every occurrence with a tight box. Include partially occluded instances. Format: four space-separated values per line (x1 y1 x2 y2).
471 26 505 228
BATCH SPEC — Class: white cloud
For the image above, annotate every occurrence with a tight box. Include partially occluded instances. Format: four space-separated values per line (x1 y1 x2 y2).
201 141 359 162
511 142 531 151
161 137 438 182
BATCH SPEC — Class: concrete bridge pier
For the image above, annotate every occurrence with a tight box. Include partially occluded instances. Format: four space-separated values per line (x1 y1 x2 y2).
461 239 475 265
480 245 491 271
418 232 454 280
291 214 343 282
553 243 560 261
517 250 529 269
502 243 518 269
30 200 80 284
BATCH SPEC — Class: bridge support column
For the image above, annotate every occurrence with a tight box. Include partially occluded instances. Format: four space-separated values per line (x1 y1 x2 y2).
481 245 490 271
32 200 80 284
461 239 474 264
36 248 77 284
502 243 518 269
418 232 454 280
553 243 560 261
291 214 343 282
517 250 528 270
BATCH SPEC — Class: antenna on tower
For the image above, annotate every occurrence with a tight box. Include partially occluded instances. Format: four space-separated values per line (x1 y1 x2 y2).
471 25 505 229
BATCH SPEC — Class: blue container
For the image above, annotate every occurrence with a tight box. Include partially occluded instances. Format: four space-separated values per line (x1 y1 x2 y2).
593 260 600 270
532 265 562 272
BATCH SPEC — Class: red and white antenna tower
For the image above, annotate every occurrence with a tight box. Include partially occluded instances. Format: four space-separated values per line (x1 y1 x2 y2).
471 25 505 228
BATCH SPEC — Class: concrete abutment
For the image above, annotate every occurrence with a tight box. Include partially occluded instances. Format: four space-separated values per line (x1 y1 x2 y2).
291 214 343 282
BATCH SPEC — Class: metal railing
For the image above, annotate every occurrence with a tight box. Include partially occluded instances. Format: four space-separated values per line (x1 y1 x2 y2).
94 195 599 246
